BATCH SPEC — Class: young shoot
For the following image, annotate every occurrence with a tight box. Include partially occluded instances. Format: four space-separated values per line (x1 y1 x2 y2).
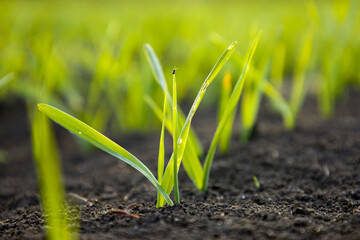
218 71 235 153
146 41 238 207
156 85 167 206
289 31 313 124
253 175 260 189
172 69 180 203
240 52 270 142
145 32 261 197
32 109 72 240
37 104 174 207
202 30 262 191
264 82 294 129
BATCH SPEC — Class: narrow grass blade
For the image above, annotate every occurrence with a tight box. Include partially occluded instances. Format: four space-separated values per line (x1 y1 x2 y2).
156 86 167 207
144 43 205 190
270 43 286 91
32 110 72 240
143 43 167 93
264 82 294 129
157 41 238 207
240 60 270 142
38 104 173 206
145 95 204 189
202 31 262 192
218 71 235 153
290 31 313 121
144 43 203 156
172 70 180 203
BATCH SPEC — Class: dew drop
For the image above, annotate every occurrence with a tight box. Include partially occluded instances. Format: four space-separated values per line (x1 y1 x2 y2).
178 138 182 145
202 82 209 92
78 131 82 135
190 108 195 117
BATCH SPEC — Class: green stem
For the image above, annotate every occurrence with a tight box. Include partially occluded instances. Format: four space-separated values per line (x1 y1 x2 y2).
173 69 180 203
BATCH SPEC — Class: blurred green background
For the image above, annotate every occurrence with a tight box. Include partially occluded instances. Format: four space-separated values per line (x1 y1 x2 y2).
1 0 359 134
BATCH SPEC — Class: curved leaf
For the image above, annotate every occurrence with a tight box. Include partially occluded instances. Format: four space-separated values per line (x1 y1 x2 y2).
38 103 173 206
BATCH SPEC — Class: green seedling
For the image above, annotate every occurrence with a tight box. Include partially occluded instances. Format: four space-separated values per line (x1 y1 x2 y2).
172 70 180 203
289 31 313 123
253 175 260 189
156 84 167 205
144 94 204 190
211 31 290 143
240 46 269 141
146 41 238 206
38 40 236 207
218 71 235 153
32 110 72 240
270 42 286 92
318 0 358 118
145 32 261 197
38 103 174 206
264 82 294 129
144 43 204 157
202 31 262 191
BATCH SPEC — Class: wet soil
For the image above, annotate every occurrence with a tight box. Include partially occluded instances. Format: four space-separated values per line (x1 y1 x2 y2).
0 91 359 240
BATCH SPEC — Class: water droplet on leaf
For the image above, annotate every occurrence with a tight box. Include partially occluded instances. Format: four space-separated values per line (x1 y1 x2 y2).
202 82 209 92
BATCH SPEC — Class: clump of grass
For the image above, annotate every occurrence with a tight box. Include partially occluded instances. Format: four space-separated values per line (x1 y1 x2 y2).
38 41 237 207
145 31 262 197
145 41 238 206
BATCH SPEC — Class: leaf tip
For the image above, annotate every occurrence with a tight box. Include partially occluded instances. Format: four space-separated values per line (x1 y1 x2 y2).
228 41 238 50
143 43 151 51
37 103 45 111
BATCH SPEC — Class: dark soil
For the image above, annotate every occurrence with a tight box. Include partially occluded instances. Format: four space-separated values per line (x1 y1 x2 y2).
0 91 360 240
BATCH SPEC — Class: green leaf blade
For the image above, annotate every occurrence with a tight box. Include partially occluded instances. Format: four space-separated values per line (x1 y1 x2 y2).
38 103 173 206
218 71 235 153
145 95 204 189
172 70 180 203
32 110 72 240
156 86 167 207
144 43 204 156
157 41 238 206
264 82 294 129
202 30 262 192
